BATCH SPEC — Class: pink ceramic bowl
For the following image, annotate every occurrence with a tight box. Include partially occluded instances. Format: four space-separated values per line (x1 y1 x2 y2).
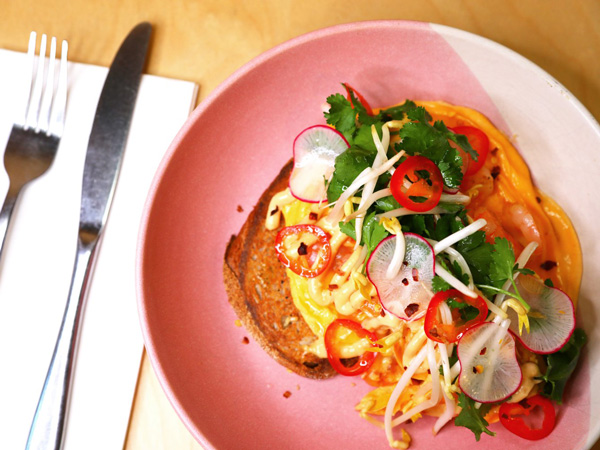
137 21 600 450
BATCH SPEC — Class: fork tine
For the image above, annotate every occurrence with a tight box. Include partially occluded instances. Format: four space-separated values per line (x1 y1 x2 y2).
38 36 56 134
25 34 47 131
21 32 37 126
49 40 68 137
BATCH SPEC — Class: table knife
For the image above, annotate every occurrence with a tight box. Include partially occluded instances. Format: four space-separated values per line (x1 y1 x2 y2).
26 22 152 450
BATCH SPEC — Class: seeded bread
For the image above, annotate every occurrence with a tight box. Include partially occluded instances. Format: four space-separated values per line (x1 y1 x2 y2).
223 160 336 379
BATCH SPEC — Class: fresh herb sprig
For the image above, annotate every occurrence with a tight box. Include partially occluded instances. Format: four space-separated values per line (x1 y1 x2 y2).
454 393 496 441
396 107 477 190
540 328 587 403
325 90 418 204
477 238 534 312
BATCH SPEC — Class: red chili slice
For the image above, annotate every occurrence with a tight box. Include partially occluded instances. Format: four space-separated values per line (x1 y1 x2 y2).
499 395 556 440
324 319 379 376
390 155 443 212
344 83 374 116
424 289 488 344
450 126 490 175
274 224 331 278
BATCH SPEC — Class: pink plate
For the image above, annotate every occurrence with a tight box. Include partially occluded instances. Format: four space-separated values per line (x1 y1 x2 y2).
137 21 600 450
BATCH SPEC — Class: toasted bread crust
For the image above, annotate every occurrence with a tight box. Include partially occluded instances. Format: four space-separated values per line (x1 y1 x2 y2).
224 161 336 379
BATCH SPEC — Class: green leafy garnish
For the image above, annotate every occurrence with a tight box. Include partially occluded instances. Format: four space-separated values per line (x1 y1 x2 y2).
540 328 587 403
326 146 374 203
432 260 470 293
454 393 496 441
396 107 476 189
339 212 388 262
431 275 451 293
477 238 531 312
324 93 358 142
378 100 418 121
436 202 465 214
374 195 401 212
447 298 481 322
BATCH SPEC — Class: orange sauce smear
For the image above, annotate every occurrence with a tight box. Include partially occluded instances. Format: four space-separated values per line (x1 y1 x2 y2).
416 101 582 304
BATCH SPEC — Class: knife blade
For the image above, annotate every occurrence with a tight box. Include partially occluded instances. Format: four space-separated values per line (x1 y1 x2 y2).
26 22 152 450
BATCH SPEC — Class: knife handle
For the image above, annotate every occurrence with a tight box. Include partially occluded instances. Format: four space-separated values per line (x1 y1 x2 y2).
26 237 97 450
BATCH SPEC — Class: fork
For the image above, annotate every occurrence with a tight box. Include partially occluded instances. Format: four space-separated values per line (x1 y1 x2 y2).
0 32 68 256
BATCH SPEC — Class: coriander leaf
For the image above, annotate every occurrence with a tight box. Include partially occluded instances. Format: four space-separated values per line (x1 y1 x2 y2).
378 100 418 121
339 219 356 241
454 393 496 441
397 108 465 189
540 328 587 404
354 122 383 153
460 241 495 286
451 260 471 286
455 230 486 253
438 145 465 188
338 212 388 256
432 259 470 293
477 238 533 311
544 278 555 288
515 267 535 276
324 93 356 137
375 195 401 212
428 213 462 242
407 105 432 123
445 122 478 162
489 237 516 286
326 146 374 203
448 346 459 367
432 275 452 293
362 212 389 252
357 107 381 128
437 202 464 214
408 195 428 203
398 120 449 162
447 298 481 321
399 214 427 237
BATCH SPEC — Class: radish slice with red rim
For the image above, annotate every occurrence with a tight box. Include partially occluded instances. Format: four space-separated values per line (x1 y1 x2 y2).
289 125 350 203
507 276 575 354
366 233 435 321
457 321 522 403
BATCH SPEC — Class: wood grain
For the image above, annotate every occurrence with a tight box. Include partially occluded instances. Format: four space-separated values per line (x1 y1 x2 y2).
1 1 598 448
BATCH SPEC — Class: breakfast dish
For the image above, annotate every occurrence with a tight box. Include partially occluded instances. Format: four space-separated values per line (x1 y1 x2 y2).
223 85 586 448
137 21 600 450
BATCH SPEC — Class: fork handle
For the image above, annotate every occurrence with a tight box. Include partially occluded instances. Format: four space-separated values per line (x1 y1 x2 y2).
26 236 98 450
0 190 20 257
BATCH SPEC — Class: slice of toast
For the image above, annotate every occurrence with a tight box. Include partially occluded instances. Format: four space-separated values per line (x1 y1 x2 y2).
223 161 336 379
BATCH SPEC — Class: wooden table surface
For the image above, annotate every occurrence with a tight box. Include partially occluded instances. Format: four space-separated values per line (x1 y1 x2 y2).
1 1 599 449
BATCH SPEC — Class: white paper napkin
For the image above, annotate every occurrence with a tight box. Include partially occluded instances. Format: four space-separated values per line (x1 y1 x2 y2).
0 49 197 449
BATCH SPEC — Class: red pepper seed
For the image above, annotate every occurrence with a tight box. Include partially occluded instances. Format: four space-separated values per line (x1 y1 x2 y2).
298 242 308 255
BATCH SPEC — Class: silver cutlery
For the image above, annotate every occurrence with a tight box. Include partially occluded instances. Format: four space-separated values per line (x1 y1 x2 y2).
0 32 68 257
26 22 152 450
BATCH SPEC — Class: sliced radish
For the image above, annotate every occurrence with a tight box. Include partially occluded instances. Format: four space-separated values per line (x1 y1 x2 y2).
506 276 575 354
457 321 522 403
366 233 435 321
289 125 350 203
